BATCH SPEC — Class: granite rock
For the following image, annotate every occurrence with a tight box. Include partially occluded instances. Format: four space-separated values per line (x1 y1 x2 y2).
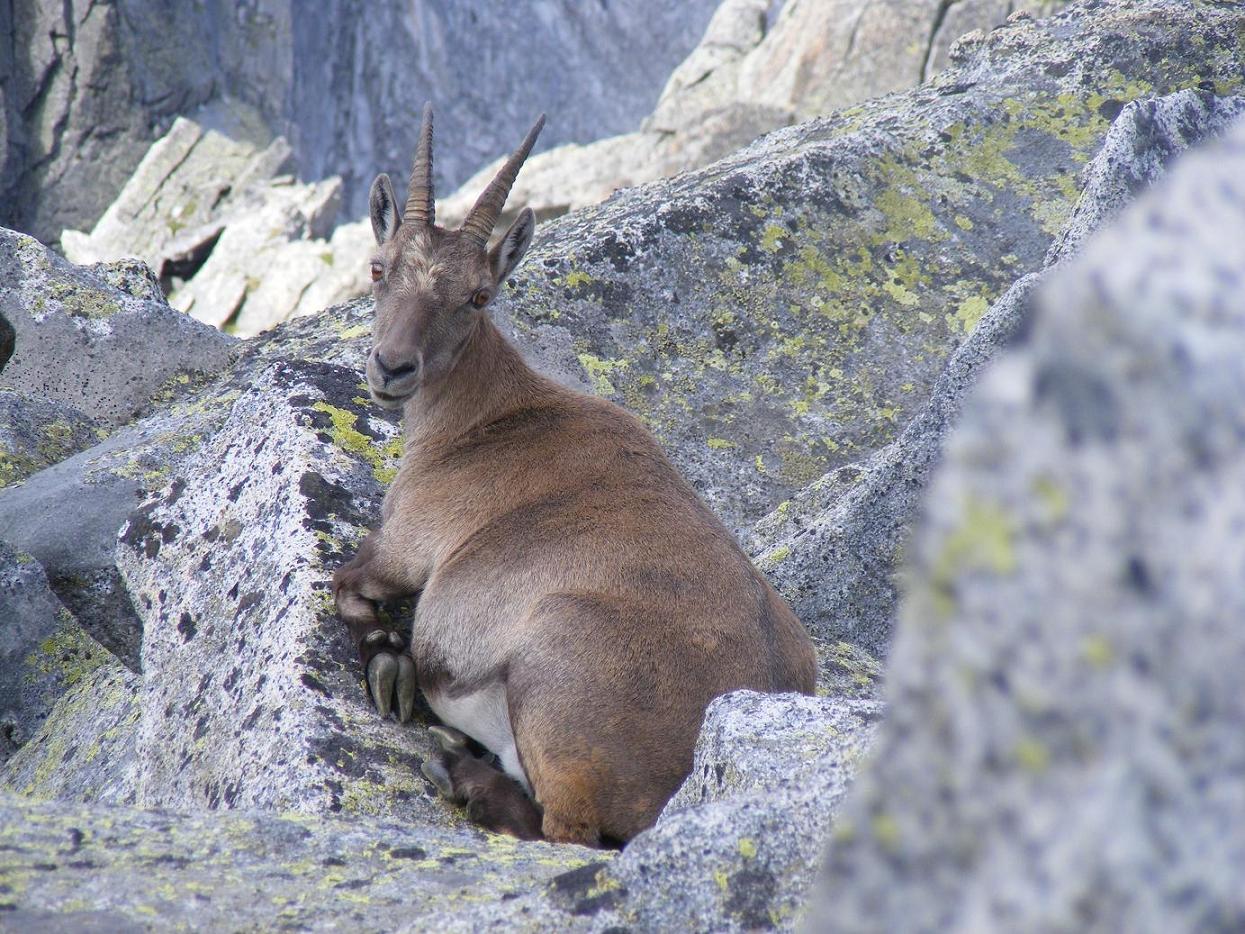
811 108 1245 934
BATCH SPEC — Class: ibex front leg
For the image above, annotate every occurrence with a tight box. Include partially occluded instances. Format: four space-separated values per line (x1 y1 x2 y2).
332 530 426 722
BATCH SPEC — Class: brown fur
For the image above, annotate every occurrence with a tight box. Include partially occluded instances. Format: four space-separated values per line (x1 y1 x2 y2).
334 113 816 845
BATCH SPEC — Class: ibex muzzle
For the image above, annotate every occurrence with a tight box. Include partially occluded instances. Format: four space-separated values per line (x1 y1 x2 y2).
334 105 816 846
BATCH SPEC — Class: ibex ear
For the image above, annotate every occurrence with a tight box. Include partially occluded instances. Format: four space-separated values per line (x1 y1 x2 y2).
489 208 536 284
369 174 401 245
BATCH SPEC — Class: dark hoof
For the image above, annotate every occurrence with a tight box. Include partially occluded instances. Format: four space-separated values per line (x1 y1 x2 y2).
364 644 416 722
421 758 456 799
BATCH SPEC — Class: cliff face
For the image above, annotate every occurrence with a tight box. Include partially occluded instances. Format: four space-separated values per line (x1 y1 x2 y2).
0 0 719 242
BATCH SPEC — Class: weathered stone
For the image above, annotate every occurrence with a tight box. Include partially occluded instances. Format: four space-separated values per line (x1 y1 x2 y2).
811 111 1245 934
926 2 1068 80
479 0 1245 536
1047 89 1245 264
2 0 719 242
168 186 369 337
750 89 1245 655
0 791 602 929
1 658 140 804
0 391 99 489
0 229 235 427
662 690 883 817
58 104 372 337
113 360 453 822
0 374 242 669
59 101 285 271
594 692 882 933
0 542 111 764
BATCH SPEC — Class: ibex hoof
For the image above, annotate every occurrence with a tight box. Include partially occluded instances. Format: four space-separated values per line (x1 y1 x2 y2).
429 724 469 752
367 654 397 718
365 651 418 722
421 758 456 799
363 628 405 651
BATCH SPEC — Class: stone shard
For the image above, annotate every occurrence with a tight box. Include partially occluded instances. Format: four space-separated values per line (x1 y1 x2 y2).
810 110 1245 934
59 101 282 272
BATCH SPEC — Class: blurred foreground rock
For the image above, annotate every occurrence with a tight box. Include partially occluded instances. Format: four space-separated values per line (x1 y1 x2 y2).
812 98 1245 934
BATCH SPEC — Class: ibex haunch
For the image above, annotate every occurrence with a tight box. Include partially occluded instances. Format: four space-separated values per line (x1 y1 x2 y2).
333 104 816 846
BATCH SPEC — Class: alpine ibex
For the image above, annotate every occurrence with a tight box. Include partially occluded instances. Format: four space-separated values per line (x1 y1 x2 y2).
333 104 816 846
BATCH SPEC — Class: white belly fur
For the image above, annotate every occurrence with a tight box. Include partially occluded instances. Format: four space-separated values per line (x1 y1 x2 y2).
424 683 531 794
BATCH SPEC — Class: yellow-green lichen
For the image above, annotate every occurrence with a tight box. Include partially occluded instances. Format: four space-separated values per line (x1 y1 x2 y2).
1080 633 1114 669
1014 737 1051 773
871 813 901 852
311 402 402 484
577 353 629 396
929 497 1018 617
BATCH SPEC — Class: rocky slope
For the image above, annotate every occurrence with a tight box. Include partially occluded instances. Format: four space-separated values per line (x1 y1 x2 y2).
1 1 1244 930
0 0 719 242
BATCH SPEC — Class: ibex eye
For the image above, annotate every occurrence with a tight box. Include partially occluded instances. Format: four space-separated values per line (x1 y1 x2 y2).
370 262 384 282
471 289 491 308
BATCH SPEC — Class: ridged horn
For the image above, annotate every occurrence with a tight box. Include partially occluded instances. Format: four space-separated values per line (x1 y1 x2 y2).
404 102 435 227
460 114 545 246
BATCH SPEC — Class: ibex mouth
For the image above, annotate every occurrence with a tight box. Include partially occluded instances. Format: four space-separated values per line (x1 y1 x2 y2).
371 387 414 410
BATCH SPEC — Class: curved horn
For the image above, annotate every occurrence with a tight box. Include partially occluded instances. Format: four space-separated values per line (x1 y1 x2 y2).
404 102 435 227
460 114 545 246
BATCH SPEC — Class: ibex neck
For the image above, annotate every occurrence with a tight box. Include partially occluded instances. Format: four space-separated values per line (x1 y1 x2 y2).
401 315 548 449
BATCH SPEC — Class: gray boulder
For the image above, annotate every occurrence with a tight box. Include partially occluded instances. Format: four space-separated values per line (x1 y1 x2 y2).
0 231 235 666
0 391 99 489
114 359 450 822
0 229 235 427
0 543 111 764
811 111 1245 933
1 658 141 804
2 0 719 242
486 0 1245 537
752 89 1245 656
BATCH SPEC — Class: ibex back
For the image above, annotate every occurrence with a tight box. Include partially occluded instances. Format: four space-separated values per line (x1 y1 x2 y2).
333 104 816 846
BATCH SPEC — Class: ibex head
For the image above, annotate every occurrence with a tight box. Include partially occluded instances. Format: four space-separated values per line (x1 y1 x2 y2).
364 103 544 409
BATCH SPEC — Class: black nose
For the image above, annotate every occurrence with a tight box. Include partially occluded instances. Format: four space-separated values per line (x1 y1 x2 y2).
373 352 417 383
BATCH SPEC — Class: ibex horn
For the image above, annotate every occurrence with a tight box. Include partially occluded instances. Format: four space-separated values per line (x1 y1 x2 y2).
404 102 435 227
460 114 545 246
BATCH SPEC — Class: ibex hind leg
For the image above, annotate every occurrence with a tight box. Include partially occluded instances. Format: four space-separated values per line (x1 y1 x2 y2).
422 725 543 840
